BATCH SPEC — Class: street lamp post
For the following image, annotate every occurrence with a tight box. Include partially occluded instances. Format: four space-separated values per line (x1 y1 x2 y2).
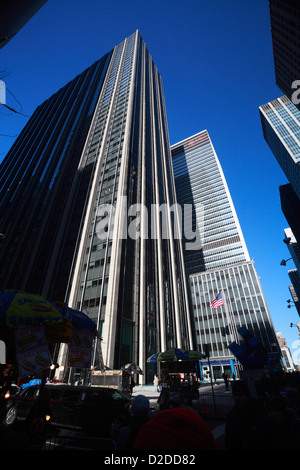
280 257 297 266
290 323 300 332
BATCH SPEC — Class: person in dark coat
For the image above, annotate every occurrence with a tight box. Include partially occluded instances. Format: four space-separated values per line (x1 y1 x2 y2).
116 394 151 449
222 373 229 391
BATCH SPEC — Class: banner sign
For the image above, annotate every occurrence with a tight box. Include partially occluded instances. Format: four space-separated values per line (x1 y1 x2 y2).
15 326 47 352
15 326 52 377
67 347 92 368
67 328 93 368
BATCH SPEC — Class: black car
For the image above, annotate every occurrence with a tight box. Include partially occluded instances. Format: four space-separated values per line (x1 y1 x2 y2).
4 384 131 438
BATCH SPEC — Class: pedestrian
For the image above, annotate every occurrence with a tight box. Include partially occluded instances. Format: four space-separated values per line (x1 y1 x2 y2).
133 407 216 450
130 376 135 396
116 395 151 450
222 372 229 391
154 375 159 392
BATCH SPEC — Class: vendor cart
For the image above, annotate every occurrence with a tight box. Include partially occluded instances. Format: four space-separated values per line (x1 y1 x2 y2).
90 369 133 397
147 348 205 410
158 360 200 410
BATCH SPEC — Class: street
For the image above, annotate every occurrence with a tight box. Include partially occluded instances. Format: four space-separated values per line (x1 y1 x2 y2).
41 383 231 450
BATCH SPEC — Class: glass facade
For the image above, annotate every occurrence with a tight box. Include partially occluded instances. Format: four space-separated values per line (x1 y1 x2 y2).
189 262 279 361
172 131 280 375
0 52 112 297
67 31 193 372
260 95 300 199
0 31 192 379
171 130 250 276
269 0 300 111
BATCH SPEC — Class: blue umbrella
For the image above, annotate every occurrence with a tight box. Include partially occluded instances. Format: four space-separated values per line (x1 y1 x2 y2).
54 302 97 332
0 290 97 332
147 352 165 362
161 348 185 360
0 289 63 328
180 349 206 360
147 348 186 362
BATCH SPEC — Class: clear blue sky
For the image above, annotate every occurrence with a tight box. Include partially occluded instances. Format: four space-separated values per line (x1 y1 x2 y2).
1 0 299 356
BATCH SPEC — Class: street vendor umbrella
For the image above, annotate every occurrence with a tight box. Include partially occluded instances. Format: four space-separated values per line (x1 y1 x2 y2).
0 290 98 406
121 363 143 374
0 290 97 334
54 302 97 332
180 349 206 360
161 348 185 360
0 289 63 329
147 348 185 362
147 352 165 362
0 290 98 351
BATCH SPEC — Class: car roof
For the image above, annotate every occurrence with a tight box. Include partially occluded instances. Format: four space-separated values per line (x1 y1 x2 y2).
44 384 114 391
21 384 129 397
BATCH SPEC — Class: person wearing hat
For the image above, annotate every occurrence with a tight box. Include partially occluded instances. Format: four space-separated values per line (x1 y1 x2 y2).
116 394 151 449
133 407 216 450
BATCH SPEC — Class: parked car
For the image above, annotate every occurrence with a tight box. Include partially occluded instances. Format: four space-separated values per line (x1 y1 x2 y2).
4 384 131 438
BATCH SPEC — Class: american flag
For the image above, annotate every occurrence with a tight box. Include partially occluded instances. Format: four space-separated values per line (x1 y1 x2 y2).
210 292 224 309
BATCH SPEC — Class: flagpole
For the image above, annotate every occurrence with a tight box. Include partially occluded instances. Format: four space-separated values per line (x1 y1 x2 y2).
210 291 241 379
221 290 239 344
221 290 241 378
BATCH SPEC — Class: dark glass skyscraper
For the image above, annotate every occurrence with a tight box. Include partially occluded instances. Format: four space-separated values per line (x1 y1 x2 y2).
269 0 300 110
259 95 300 200
0 31 192 376
280 183 300 244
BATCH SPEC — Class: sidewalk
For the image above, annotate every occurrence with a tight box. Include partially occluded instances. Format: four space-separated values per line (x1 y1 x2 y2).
132 384 158 399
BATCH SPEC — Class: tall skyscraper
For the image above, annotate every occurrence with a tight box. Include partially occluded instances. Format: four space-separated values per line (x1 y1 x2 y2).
172 131 280 378
269 0 300 110
171 130 250 275
284 227 300 271
283 227 300 316
288 271 300 316
0 31 192 377
280 183 300 244
259 95 300 200
0 0 48 49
